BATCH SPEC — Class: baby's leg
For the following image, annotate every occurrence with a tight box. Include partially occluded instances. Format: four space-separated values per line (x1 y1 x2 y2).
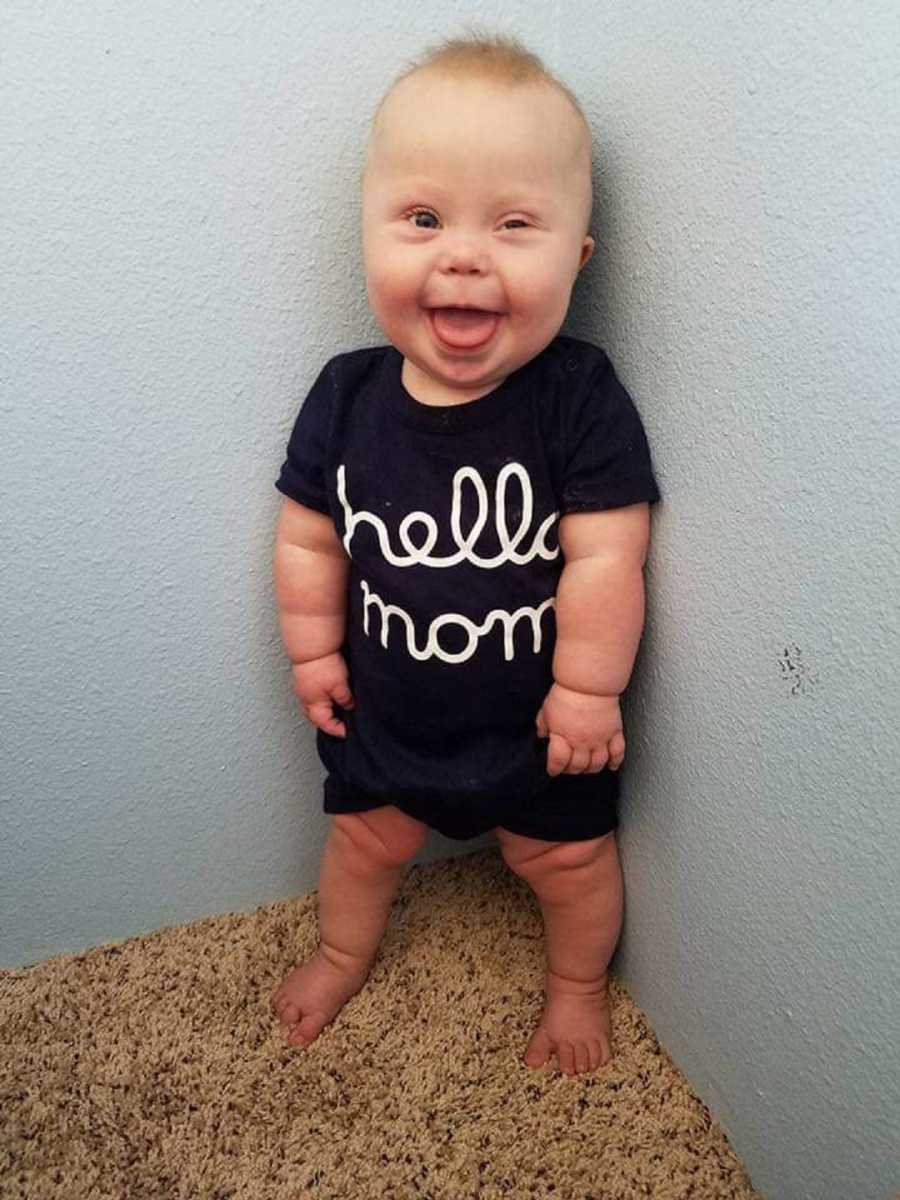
495 828 623 1075
271 806 428 1046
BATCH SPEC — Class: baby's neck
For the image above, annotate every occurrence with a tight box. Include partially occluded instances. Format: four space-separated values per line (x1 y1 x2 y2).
401 357 508 407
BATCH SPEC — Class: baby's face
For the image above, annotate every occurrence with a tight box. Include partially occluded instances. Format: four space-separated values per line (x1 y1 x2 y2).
362 72 594 405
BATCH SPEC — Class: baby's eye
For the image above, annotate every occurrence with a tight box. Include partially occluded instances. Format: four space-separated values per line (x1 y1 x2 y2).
502 219 530 230
406 208 439 229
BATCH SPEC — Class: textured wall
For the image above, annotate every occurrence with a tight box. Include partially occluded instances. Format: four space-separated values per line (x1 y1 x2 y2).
560 3 900 1199
1 0 554 967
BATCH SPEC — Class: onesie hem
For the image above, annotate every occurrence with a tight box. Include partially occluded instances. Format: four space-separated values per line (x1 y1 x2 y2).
322 771 620 844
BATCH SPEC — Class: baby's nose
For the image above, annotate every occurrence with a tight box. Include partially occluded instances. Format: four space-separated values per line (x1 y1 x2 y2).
439 237 489 275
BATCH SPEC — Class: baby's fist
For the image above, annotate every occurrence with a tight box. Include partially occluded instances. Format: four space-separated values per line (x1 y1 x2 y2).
535 685 625 775
291 652 355 738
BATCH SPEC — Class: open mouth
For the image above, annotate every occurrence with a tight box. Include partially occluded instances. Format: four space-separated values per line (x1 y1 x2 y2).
428 307 502 349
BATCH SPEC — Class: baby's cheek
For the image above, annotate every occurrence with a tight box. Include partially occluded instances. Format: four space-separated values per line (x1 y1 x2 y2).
365 269 390 306
367 268 415 315
529 250 579 308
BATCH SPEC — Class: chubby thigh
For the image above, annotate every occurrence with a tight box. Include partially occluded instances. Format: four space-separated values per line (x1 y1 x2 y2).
331 804 429 865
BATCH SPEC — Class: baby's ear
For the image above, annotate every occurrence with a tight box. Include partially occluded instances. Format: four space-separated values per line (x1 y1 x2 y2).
579 236 595 270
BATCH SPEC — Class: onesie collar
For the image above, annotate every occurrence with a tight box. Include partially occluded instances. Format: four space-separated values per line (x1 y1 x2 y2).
377 345 541 434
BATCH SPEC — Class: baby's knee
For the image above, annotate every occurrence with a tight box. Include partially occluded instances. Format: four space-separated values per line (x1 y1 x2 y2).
331 808 428 868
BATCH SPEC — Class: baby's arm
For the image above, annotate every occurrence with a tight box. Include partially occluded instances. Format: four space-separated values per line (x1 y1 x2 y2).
273 496 354 737
536 504 651 775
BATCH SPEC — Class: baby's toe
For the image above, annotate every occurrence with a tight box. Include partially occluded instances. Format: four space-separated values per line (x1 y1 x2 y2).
556 1041 576 1074
278 999 300 1025
523 1026 553 1068
270 986 293 1016
574 1042 593 1074
287 1010 328 1046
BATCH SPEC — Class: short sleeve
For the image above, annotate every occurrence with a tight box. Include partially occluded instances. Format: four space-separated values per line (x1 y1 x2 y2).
560 354 661 514
274 359 336 515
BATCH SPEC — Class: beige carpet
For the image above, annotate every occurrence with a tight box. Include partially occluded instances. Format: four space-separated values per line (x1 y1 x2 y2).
1 848 762 1200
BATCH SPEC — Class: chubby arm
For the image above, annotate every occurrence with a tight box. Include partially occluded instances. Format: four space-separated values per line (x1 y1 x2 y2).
273 496 354 736
537 503 651 775
274 496 350 661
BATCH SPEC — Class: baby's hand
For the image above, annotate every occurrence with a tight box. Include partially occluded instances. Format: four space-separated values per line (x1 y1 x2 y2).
291 651 355 738
535 684 625 776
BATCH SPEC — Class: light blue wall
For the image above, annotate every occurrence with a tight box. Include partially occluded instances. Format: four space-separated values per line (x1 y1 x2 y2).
560 5 900 1199
2 1 553 968
2 3 898 1198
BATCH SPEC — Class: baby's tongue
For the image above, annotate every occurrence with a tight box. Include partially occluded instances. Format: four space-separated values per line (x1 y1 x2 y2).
431 307 499 348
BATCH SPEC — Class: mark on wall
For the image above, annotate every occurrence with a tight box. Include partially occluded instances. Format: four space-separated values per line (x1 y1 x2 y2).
778 643 818 697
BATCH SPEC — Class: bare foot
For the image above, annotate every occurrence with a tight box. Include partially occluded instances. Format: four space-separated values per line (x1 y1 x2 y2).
523 969 613 1075
270 945 374 1047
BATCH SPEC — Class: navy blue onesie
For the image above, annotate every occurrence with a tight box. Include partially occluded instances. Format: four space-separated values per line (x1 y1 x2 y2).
275 335 661 841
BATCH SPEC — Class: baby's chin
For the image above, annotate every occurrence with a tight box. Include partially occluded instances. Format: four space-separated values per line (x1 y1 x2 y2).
400 349 514 406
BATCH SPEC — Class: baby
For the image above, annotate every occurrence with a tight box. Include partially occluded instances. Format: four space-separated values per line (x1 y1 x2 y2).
269 32 660 1076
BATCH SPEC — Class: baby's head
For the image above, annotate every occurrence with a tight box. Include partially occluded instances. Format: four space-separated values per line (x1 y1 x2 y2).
361 31 595 405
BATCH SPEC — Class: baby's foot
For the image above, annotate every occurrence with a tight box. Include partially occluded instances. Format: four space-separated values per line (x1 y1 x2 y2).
269 945 374 1047
523 969 613 1075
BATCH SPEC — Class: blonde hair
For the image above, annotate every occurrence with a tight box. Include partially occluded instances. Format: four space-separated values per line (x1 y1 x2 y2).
364 28 594 230
371 27 591 144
